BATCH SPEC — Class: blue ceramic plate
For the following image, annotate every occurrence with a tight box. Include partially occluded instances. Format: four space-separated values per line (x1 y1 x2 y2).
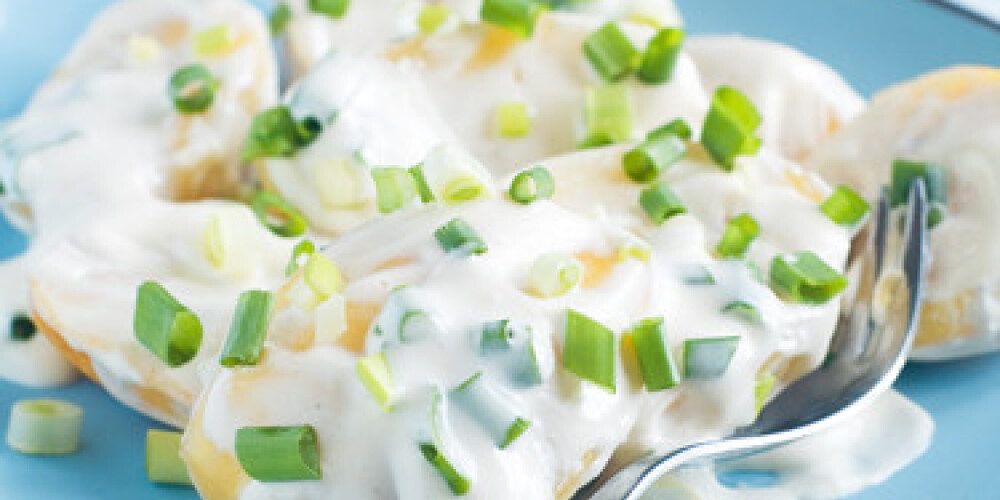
1 1 999 498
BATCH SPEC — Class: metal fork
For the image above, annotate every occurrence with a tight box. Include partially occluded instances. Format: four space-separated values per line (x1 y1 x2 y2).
573 180 929 500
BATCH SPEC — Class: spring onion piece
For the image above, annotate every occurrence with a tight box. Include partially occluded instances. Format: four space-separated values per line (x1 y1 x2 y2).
250 190 308 237
236 425 322 481
420 144 494 204
419 4 452 34
583 22 640 82
303 253 343 302
701 86 762 171
399 310 441 342
722 301 762 325
481 319 520 353
820 185 870 227
146 430 192 485
496 101 533 138
419 442 471 495
648 118 692 142
168 64 217 114
640 181 687 224
9 312 35 342
890 159 947 227
581 84 633 148
357 352 397 411
563 309 616 393
409 165 436 203
754 372 777 415
434 218 488 255
715 213 759 259
683 336 740 380
624 132 686 183
452 373 532 449
134 281 203 367
508 166 555 204
201 214 229 270
478 320 542 386
528 252 583 298
296 116 323 146
6 399 83 455
372 167 419 214
638 27 684 84
194 25 237 57
285 240 316 276
625 317 680 391
220 290 274 367
617 239 652 262
243 106 321 161
270 2 292 35
769 251 848 305
308 0 350 18
683 266 716 285
480 0 543 38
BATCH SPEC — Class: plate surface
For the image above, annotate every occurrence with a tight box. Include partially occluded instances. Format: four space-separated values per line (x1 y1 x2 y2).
1 1 999 498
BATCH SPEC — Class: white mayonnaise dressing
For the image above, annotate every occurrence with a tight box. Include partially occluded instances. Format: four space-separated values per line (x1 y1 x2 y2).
806 66 1000 359
686 36 865 163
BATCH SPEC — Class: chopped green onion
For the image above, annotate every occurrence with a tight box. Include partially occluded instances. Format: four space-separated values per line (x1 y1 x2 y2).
581 84 633 148
508 166 555 204
480 319 519 353
754 372 777 414
372 167 419 214
434 218 488 255
625 317 679 392
201 213 231 270
528 252 583 297
6 399 83 455
746 260 765 283
639 181 687 224
722 301 762 325
563 309 616 393
400 310 441 342
890 159 947 227
303 253 342 302
683 336 740 380
220 290 274 367
638 28 684 84
134 281 203 367
409 165 436 203
168 64 217 114
250 190 308 237
624 133 686 183
452 373 532 449
443 178 487 203
285 240 316 277
715 213 759 259
583 22 640 82
501 417 531 449
419 442 471 495
618 240 652 262
194 25 237 57
236 425 322 482
480 0 544 38
295 116 323 146
648 118 692 141
420 145 494 204
270 2 292 35
314 293 347 344
308 0 350 18
357 352 397 411
683 266 715 285
821 185 871 227
243 106 320 162
496 101 533 138
419 5 452 34
769 251 847 305
9 312 35 342
146 430 192 485
701 86 762 171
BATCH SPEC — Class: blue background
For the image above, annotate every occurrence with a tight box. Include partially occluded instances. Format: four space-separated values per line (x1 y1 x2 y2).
1 0 999 498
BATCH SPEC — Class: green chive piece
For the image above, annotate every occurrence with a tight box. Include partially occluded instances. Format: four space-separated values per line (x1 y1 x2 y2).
270 2 292 35
501 417 531 449
638 27 684 84
722 301 762 325
372 167 419 214
220 290 274 367
235 425 322 482
285 240 316 277
357 352 396 411
639 181 687 224
528 252 583 298
890 159 947 227
434 218 487 255
9 312 36 342
409 165 436 203
715 213 759 259
308 0 350 18
581 84 633 148
451 373 531 449
250 190 308 237
508 166 555 204
146 430 192 485
625 317 679 392
496 101 533 138
648 118 692 141
399 310 441 342
624 132 686 183
583 22 641 82
194 25 236 57
134 281 203 367
701 86 762 171
754 372 777 415
168 64 217 114
419 442 471 495
563 309 616 393
769 251 848 305
242 106 319 162
419 5 452 34
683 336 740 380
303 253 343 302
480 0 544 38
442 177 488 204
6 399 83 455
821 185 871 227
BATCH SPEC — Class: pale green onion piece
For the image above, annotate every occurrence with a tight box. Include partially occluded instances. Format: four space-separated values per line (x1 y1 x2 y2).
134 281 203 367
528 252 583 298
357 352 396 411
479 320 541 386
625 317 679 391
648 118 692 141
434 218 488 255
563 309 616 393
715 213 759 259
508 166 555 204
312 155 366 208
270 2 292 35
128 34 162 63
399 310 441 342
583 22 640 82
236 425 322 482
6 399 82 455
146 430 192 485
480 0 544 38
285 240 316 276
202 213 228 269
220 290 274 367
638 28 684 84
419 5 452 34
617 239 652 262
9 312 36 342
304 253 343 302
443 177 487 204
683 336 740 380
243 106 319 162
640 180 687 224
480 319 519 353
372 167 418 214
820 185 870 227
419 442 471 495
722 301 762 325
194 25 237 57
308 0 350 18
496 102 533 138
683 266 715 286
409 165 436 203
314 293 347 344
451 373 531 449
754 372 777 415
581 84 633 148
168 64 217 114
250 190 308 237
420 145 494 204
769 251 847 305
890 158 947 227
624 133 686 183
701 86 762 171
